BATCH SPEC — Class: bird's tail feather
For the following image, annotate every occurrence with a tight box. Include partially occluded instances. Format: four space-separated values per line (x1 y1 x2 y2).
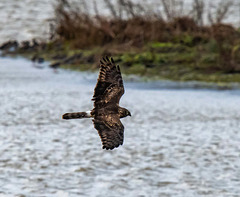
62 111 91 119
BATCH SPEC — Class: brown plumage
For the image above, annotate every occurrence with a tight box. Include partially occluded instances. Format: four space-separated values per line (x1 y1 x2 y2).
62 56 131 150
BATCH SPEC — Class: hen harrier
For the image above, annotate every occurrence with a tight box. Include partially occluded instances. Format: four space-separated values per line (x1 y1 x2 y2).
62 56 131 150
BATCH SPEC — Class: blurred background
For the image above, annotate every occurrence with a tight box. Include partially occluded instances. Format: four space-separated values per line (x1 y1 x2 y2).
0 0 240 196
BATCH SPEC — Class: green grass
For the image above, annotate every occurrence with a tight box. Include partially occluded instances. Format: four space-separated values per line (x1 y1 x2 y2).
7 39 240 85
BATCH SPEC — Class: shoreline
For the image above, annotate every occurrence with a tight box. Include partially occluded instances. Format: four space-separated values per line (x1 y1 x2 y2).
1 45 240 90
1 38 240 89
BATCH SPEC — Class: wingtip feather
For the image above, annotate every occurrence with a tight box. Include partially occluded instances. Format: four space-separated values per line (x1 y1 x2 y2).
102 57 106 62
105 56 110 62
111 57 115 64
117 65 120 71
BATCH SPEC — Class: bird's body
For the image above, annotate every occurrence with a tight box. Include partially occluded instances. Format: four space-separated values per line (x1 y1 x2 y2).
62 56 131 150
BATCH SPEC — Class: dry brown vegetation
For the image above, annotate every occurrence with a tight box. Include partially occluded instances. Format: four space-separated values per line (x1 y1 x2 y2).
54 0 209 48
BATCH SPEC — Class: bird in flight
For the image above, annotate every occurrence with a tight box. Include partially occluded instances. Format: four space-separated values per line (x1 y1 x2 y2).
62 56 131 150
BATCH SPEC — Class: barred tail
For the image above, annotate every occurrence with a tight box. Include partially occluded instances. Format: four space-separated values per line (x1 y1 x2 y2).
62 111 91 119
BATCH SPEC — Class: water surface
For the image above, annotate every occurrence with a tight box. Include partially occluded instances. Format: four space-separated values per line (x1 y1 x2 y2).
0 57 240 196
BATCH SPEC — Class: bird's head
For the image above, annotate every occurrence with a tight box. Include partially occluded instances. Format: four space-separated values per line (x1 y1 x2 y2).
119 107 131 118
126 109 131 117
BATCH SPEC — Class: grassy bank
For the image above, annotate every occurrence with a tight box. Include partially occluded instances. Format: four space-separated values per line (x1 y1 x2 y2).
2 0 240 84
10 38 240 84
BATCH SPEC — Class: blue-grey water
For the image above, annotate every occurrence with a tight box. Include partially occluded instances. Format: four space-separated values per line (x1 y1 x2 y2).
0 57 240 197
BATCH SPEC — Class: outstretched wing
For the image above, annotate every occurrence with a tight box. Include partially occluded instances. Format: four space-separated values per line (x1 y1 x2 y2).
92 56 124 106
92 56 125 150
93 114 124 150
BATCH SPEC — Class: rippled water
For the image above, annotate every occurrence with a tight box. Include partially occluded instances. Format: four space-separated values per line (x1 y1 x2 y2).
0 0 240 44
0 57 240 196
